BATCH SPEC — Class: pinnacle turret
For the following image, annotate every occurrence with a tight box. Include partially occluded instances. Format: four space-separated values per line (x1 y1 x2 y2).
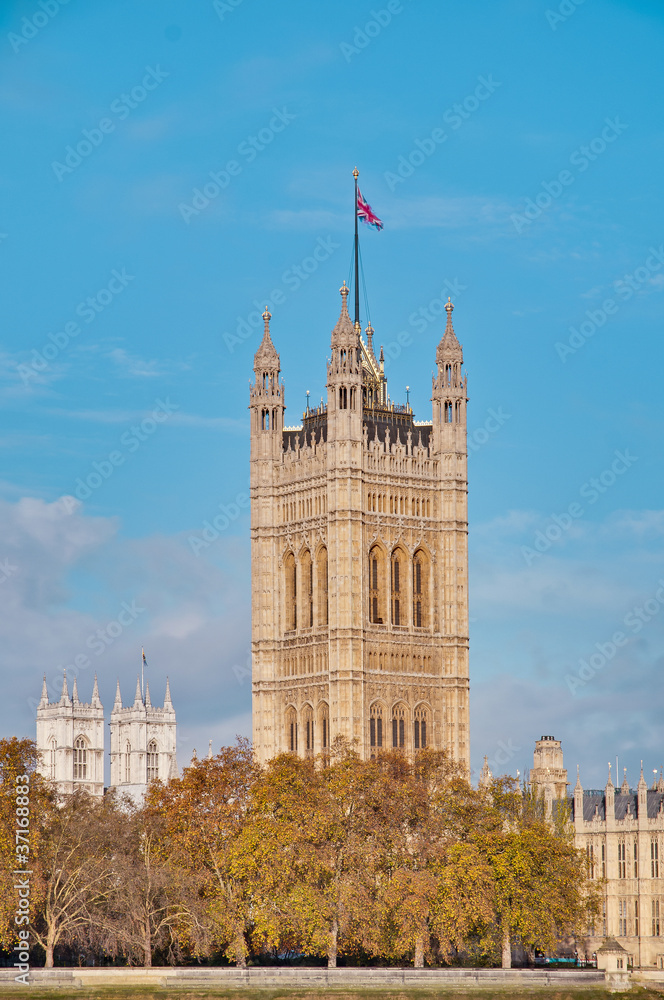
133 675 143 707
144 680 152 708
164 676 173 710
436 298 463 365
253 307 280 372
72 676 79 704
39 674 49 708
91 674 102 708
330 281 357 348
113 678 122 711
59 670 71 706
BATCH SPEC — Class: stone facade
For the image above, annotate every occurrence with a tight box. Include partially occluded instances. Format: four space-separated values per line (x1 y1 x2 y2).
530 736 664 969
36 673 105 797
36 672 177 801
250 282 469 769
109 677 178 804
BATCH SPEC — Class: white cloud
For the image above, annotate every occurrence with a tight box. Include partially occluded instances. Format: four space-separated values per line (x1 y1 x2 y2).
0 496 251 778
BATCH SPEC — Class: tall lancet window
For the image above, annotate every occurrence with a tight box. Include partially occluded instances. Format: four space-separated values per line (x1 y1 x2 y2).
287 708 298 753
303 706 314 758
414 707 428 749
319 703 329 752
392 705 406 749
124 742 131 783
49 740 56 779
73 736 87 780
369 546 385 624
301 550 313 628
413 550 429 628
317 547 328 626
284 552 297 632
147 740 158 782
370 704 384 751
391 549 404 626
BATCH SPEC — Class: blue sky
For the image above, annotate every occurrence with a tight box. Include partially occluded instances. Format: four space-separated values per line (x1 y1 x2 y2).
1 0 663 787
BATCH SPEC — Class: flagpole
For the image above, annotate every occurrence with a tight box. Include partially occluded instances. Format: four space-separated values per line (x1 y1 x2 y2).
353 166 360 327
141 646 144 703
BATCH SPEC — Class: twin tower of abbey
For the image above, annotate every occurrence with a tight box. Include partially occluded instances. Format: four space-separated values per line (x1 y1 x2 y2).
250 281 470 768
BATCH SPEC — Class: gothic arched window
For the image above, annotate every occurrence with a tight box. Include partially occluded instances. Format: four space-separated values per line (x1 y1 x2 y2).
391 548 406 626
286 708 298 753
413 549 429 628
317 546 328 626
261 409 270 430
319 703 329 752
369 546 385 624
391 705 406 749
284 552 297 632
73 736 87 780
49 739 56 779
124 742 131 783
414 706 429 749
370 704 384 750
301 550 313 628
303 706 314 758
147 740 158 782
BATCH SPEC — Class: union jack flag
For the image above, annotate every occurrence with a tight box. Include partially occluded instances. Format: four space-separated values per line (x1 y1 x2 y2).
357 188 384 230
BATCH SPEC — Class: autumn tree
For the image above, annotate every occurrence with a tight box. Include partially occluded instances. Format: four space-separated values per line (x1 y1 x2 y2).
30 791 118 967
92 796 203 966
376 752 494 967
145 738 258 967
481 778 597 968
245 741 419 967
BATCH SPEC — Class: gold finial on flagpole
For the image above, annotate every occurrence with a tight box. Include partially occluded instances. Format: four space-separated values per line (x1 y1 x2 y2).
352 166 359 179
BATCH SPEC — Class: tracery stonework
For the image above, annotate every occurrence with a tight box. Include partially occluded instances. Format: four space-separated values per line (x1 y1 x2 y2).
250 282 469 771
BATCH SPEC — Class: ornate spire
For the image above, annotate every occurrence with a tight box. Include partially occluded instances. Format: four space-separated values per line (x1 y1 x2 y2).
253 306 280 372
436 297 463 364
330 281 356 347
59 670 70 706
658 767 664 793
479 754 493 788
574 764 583 792
39 674 49 708
365 321 376 359
144 680 152 708
72 676 79 704
606 762 614 789
133 675 143 707
638 761 647 790
91 674 102 708
621 768 630 794
113 678 122 711
164 676 173 710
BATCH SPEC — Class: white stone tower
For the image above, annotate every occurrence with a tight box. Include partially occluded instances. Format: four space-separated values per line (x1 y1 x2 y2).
109 676 177 803
36 673 105 797
250 282 470 771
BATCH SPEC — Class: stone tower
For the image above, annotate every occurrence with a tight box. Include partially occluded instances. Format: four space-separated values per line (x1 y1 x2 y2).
250 284 470 770
109 677 177 803
529 734 569 815
36 673 105 797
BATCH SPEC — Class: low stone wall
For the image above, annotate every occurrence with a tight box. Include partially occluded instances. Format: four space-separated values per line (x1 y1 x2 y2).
0 965 609 991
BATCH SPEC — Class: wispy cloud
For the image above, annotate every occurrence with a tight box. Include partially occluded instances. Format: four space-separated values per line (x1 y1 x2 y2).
107 347 191 379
